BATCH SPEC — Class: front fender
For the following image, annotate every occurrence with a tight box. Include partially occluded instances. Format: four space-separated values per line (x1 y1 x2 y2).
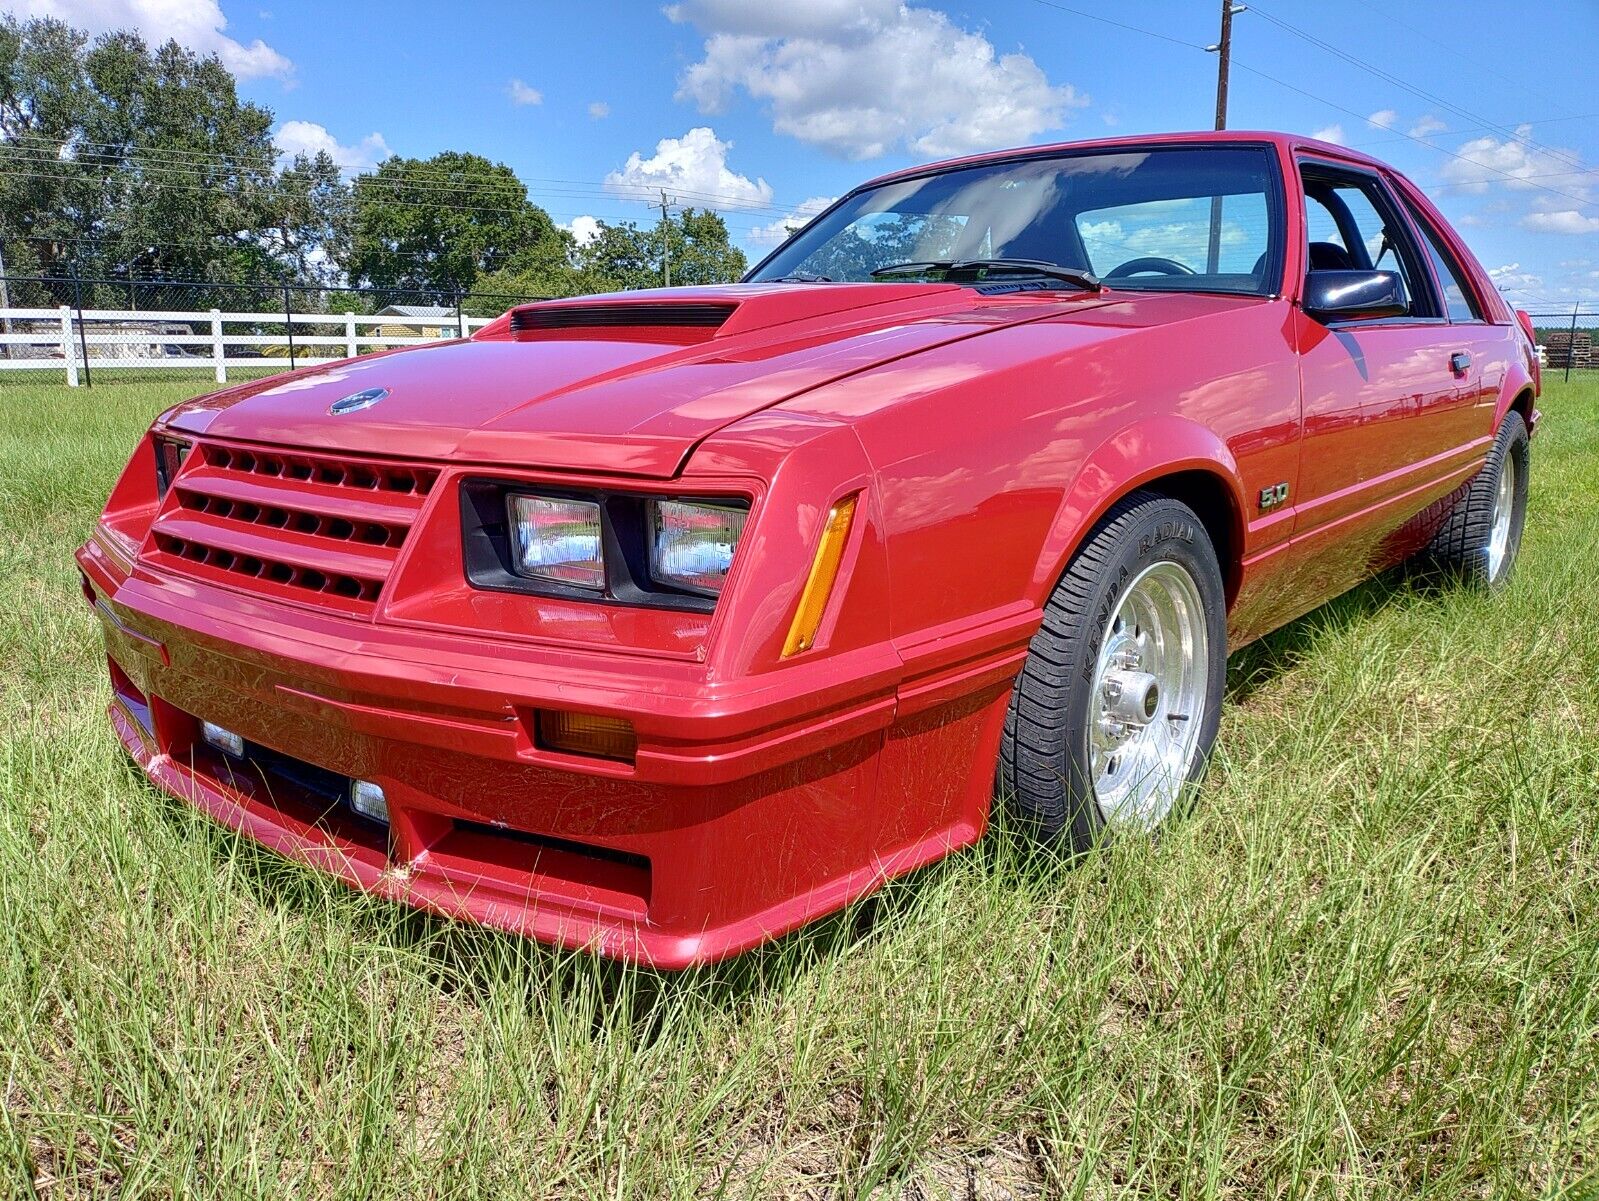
1030 415 1246 605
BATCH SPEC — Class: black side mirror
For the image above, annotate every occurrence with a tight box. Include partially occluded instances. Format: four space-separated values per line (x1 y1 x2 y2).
1303 269 1409 320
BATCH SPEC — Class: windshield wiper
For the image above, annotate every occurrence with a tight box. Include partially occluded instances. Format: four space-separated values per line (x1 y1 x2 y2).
870 260 957 278
766 272 833 283
870 258 1100 292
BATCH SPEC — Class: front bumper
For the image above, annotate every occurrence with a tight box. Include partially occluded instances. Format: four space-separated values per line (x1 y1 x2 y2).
79 538 1018 967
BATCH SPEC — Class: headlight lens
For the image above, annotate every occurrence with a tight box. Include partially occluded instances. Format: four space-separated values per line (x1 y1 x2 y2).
154 436 190 500
508 494 604 589
650 500 747 596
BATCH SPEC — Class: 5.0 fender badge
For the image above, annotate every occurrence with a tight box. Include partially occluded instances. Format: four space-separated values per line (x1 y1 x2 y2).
329 387 390 415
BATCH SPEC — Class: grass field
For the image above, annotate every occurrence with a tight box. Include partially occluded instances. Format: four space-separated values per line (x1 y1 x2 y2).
2 373 1597 1199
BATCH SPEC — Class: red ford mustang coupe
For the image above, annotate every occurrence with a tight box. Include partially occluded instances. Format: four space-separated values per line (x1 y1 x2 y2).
79 132 1538 967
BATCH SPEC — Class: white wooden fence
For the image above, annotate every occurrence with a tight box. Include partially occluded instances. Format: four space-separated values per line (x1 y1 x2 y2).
0 306 497 386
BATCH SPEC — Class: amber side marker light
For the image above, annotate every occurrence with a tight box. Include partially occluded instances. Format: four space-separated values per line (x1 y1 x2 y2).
782 494 859 658
536 710 637 763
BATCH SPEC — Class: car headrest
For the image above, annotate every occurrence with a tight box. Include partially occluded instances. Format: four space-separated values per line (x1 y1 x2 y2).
1309 241 1357 271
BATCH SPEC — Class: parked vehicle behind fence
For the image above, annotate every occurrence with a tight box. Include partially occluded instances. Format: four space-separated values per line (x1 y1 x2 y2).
79 132 1538 966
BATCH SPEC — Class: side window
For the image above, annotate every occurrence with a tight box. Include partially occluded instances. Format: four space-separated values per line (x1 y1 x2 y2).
1300 167 1436 318
1405 201 1484 322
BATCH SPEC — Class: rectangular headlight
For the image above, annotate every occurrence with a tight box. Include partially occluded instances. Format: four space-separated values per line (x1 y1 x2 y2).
508 494 604 589
649 500 747 596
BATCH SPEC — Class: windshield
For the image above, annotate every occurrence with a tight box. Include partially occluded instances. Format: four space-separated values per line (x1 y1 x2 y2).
750 145 1281 295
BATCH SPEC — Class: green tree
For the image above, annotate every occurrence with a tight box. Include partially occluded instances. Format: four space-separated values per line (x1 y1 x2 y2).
265 150 351 286
577 207 747 291
341 152 572 294
0 16 320 287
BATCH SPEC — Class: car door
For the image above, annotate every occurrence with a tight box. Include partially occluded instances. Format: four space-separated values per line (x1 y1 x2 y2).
1289 159 1463 598
1395 186 1508 461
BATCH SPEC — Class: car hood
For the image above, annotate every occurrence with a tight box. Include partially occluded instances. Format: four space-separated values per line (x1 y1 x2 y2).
162 281 1153 476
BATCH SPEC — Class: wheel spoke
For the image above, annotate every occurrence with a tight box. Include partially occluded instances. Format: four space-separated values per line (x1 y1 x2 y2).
1087 560 1209 829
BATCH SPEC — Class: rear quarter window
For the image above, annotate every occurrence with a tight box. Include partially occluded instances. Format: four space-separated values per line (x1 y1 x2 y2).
1405 201 1485 322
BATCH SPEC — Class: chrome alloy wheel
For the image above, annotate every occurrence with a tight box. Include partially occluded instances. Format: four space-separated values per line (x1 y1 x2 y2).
1086 560 1211 828
1486 445 1518 582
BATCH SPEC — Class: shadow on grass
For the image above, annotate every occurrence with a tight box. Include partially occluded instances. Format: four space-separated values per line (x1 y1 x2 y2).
1224 567 1442 704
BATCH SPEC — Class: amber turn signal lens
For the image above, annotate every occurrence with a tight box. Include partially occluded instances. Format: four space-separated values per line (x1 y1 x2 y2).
782 494 858 658
536 710 637 763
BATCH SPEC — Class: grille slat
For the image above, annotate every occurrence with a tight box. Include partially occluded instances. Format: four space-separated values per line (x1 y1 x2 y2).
154 513 395 581
176 468 424 534
145 442 437 614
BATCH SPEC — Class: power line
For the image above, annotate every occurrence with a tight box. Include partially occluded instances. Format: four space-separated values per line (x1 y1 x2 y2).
1018 0 1203 50
1017 0 1598 212
0 139 808 217
1343 0 1585 122
0 163 808 236
1347 112 1599 153
1243 1 1592 177
1225 57 1598 209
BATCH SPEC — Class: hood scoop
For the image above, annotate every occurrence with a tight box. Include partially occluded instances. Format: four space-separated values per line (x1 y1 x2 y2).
488 281 979 348
510 300 736 345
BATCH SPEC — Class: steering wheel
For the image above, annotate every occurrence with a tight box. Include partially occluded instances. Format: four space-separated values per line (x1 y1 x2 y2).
1106 256 1196 279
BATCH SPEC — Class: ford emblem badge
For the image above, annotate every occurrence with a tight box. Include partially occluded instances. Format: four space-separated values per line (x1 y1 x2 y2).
329 387 390 415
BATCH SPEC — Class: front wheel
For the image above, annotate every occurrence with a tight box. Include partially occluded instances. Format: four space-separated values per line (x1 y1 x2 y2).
999 492 1228 851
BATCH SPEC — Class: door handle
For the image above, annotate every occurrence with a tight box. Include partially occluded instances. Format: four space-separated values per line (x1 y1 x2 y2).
1449 351 1472 374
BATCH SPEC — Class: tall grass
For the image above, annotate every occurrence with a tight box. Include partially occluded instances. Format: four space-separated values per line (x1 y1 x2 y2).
1 374 1596 1198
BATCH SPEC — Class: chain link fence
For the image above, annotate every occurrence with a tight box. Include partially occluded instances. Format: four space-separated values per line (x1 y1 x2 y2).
1523 306 1599 382
0 275 547 387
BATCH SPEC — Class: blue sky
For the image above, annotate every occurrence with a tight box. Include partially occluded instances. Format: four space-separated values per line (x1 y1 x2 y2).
12 0 1599 309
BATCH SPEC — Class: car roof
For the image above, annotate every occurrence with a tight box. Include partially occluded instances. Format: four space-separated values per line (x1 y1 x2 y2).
856 130 1391 191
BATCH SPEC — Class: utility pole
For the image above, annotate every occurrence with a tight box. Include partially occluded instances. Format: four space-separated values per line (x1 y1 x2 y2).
658 190 676 288
1208 1 1246 132
1205 2 1247 272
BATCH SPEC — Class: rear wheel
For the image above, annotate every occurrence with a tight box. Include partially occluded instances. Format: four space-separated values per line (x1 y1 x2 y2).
999 492 1228 851
1420 411 1529 588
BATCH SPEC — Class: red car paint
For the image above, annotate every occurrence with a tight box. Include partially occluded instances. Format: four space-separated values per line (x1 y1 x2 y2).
79 133 1537 966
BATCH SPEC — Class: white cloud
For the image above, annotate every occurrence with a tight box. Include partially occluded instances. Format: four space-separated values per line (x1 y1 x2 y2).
12 0 292 78
1522 209 1599 235
1439 125 1590 198
1488 262 1543 293
1310 124 1345 145
587 101 609 120
1409 114 1447 138
748 195 836 246
1367 109 1398 130
561 215 602 246
604 126 773 209
507 79 542 106
670 0 1085 160
273 121 390 177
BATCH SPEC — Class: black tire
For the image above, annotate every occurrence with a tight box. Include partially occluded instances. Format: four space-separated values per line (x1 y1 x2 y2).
999 492 1228 851
1420 411 1529 588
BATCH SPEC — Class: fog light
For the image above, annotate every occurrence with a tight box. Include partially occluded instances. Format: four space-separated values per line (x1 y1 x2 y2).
200 721 243 757
536 710 636 763
350 779 389 824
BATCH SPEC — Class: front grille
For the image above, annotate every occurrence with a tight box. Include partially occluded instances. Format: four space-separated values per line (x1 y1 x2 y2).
144 441 439 615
